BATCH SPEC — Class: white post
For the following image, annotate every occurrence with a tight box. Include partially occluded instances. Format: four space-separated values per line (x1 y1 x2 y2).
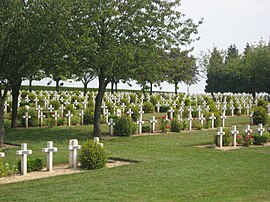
244 125 252 135
209 113 216 129
220 112 226 128
108 118 115 136
23 112 31 128
59 104 65 117
0 152 5 158
66 110 73 126
178 107 184 120
69 139 81 169
197 106 202 118
16 143 32 175
230 104 235 116
156 102 161 113
52 111 60 125
150 116 158 133
216 127 225 148
42 141 58 171
187 114 193 131
199 114 205 126
257 123 265 136
104 108 110 124
79 110 84 125
231 126 239 147
126 108 133 118
137 118 144 134
168 107 174 120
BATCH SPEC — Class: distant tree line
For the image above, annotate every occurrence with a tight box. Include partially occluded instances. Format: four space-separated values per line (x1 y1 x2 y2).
203 40 270 96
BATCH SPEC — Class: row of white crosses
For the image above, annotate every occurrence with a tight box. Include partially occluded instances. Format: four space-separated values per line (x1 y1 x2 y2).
7 137 104 175
216 124 266 148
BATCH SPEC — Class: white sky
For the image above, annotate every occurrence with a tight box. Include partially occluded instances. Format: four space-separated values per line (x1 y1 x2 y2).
24 0 270 93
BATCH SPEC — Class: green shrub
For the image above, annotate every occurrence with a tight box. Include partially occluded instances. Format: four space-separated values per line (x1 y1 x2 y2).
214 129 232 146
17 158 43 173
142 125 151 133
28 93 36 103
253 134 270 145
71 116 80 125
170 118 181 132
143 102 154 113
49 99 61 110
64 104 75 115
150 95 158 106
0 160 18 177
18 107 39 127
184 98 191 106
160 106 170 113
192 120 202 130
79 140 108 170
113 117 137 136
131 106 139 121
253 106 268 125
257 99 268 108
84 108 95 125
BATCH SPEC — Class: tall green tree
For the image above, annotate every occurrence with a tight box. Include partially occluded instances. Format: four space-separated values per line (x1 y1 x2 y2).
166 49 199 94
76 0 202 137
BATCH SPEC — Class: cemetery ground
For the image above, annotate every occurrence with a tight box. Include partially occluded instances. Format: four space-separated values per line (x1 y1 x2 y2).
0 116 270 201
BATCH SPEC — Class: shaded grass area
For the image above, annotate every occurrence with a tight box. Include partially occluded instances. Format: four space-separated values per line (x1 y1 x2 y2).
1 115 269 201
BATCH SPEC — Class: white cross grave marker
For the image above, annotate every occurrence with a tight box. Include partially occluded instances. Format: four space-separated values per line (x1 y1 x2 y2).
42 141 58 171
216 127 225 148
0 152 5 158
23 112 31 128
66 110 73 126
16 143 32 175
108 118 115 136
231 126 239 147
79 110 84 125
150 116 158 133
257 123 265 136
69 139 81 169
209 113 216 129
137 118 144 134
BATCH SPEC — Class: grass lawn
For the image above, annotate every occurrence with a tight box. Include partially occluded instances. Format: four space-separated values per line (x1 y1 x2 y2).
0 115 269 201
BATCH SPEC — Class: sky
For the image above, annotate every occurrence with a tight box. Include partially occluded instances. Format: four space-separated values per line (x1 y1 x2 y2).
23 0 270 93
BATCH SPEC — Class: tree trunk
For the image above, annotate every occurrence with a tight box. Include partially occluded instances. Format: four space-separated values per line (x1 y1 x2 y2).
0 84 9 147
93 76 107 137
29 76 33 92
83 82 88 97
150 82 153 95
114 82 118 93
11 80 22 128
55 79 60 92
175 82 178 95
0 99 5 147
111 82 114 94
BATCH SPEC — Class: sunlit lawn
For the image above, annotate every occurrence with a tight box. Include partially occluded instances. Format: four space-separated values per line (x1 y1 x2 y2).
0 114 269 201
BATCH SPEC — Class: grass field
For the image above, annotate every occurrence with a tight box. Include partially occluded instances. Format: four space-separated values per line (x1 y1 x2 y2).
0 115 269 201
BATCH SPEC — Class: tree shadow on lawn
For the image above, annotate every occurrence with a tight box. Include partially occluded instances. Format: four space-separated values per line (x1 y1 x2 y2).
5 126 93 144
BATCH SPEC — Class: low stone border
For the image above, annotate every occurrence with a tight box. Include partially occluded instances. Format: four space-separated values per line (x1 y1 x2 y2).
196 142 270 151
0 160 133 185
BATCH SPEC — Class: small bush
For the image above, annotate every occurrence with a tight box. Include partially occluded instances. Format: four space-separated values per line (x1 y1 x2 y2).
71 116 80 125
49 100 61 110
170 118 181 132
84 108 95 125
0 159 18 177
17 158 43 173
143 102 154 113
160 106 170 113
18 107 39 127
257 99 268 108
113 117 137 136
253 134 270 145
79 140 108 170
253 106 268 125
142 125 151 133
192 120 202 130
214 129 232 146
184 98 191 106
64 104 75 115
